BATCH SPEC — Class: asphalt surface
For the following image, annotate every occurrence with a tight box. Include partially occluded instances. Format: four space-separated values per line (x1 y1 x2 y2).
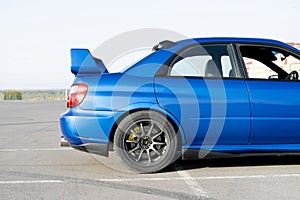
0 101 299 200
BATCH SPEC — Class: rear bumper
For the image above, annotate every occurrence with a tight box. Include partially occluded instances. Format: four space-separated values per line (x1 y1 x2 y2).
71 143 109 157
60 108 124 157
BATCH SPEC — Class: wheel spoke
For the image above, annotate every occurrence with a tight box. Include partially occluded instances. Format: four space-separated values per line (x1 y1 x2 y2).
129 145 140 154
146 149 152 163
137 149 144 161
151 130 163 140
140 123 145 136
151 147 162 156
146 123 154 136
129 129 141 138
125 140 138 143
153 141 166 146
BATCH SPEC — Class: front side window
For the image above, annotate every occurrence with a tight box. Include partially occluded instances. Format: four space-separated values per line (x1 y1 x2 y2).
169 44 239 78
239 45 300 80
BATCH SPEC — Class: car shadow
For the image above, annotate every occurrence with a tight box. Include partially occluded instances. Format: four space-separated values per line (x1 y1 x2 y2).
162 155 300 173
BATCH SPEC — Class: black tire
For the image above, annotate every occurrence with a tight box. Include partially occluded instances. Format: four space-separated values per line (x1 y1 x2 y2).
114 110 179 173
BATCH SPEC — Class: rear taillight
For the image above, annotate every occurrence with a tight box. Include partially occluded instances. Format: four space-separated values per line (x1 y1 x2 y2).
67 83 88 108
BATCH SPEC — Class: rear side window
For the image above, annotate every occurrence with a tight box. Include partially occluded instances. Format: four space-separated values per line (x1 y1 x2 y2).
169 44 239 78
170 55 212 77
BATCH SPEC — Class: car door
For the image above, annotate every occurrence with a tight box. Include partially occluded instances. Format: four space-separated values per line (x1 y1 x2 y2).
237 44 300 144
155 44 251 147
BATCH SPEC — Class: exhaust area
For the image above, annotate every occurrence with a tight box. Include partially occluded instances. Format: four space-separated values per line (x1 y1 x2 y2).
60 136 70 147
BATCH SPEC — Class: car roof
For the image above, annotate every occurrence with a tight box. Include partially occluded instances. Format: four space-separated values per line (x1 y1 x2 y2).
125 37 300 77
173 37 300 53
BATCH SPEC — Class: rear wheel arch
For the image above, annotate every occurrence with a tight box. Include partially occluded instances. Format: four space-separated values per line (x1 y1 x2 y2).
108 108 183 152
113 109 183 173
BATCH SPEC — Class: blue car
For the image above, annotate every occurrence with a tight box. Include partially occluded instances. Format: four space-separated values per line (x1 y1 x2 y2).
60 37 300 173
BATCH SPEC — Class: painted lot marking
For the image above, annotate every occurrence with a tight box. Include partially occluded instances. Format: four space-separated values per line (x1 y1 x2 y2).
0 174 299 185
0 148 73 152
95 173 300 182
0 180 66 184
177 170 208 197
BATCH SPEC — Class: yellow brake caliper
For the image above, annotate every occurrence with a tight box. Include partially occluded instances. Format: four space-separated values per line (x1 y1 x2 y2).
128 126 139 141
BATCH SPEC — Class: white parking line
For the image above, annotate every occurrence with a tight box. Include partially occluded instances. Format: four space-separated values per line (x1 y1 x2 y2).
0 180 66 184
0 148 72 152
1 174 299 185
176 170 208 197
95 173 300 182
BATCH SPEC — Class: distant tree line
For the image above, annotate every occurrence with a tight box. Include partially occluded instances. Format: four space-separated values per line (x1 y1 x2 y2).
3 90 22 100
0 89 68 101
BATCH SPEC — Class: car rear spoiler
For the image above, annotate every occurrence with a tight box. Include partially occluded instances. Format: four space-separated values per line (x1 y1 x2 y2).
70 49 107 76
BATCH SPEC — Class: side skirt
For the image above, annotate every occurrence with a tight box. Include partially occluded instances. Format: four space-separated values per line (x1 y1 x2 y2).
182 144 300 160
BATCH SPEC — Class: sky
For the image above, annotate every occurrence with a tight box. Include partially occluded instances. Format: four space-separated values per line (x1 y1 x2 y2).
1 0 300 89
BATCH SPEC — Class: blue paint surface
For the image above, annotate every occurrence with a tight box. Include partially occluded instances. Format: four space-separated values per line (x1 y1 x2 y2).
60 37 300 157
